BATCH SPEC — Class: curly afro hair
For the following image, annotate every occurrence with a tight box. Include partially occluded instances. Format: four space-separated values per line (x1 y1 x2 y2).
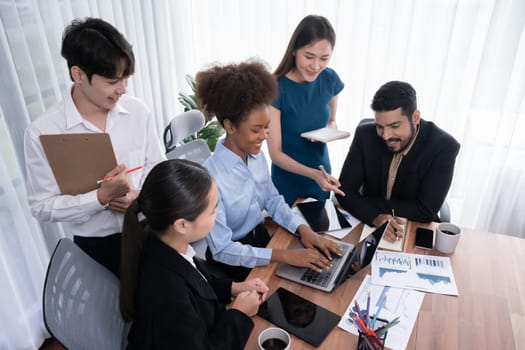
195 60 277 127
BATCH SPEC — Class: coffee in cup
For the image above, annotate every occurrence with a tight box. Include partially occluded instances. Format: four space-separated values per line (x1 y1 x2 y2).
435 223 461 254
262 338 288 350
258 327 291 350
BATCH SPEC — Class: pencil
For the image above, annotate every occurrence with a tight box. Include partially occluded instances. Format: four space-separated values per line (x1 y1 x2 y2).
354 299 362 321
97 165 143 184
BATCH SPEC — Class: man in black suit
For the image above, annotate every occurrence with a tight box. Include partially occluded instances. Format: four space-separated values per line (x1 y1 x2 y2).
336 81 460 242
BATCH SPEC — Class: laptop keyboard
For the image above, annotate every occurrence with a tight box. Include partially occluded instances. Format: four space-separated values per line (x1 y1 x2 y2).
300 244 350 287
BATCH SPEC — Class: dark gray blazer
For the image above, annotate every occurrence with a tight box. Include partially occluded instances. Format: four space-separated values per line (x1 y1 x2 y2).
127 237 253 350
337 119 460 225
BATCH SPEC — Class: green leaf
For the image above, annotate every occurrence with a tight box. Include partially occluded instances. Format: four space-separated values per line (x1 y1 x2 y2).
185 74 196 92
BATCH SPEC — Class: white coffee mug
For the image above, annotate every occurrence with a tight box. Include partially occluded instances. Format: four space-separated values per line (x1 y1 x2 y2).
435 223 461 254
258 327 291 350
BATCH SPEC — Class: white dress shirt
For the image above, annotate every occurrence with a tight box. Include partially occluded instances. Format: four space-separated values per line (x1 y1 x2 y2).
204 140 306 267
24 87 165 238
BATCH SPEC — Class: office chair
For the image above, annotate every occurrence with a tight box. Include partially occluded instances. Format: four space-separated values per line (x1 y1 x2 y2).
163 110 205 153
164 110 212 164
438 200 451 222
43 238 129 350
166 138 211 164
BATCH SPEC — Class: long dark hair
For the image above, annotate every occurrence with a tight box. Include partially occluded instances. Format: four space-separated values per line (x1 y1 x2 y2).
274 15 336 78
119 159 213 321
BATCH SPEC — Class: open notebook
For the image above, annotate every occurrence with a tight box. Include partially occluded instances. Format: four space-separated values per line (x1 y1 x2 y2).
359 218 407 252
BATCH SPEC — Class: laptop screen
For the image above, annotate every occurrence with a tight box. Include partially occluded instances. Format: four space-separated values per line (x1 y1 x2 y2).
334 221 387 287
275 220 388 292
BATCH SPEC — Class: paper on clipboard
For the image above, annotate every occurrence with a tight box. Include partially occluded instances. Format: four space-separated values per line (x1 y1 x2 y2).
40 133 117 195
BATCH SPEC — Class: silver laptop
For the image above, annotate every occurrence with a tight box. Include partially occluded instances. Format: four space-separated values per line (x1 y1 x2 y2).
276 222 387 292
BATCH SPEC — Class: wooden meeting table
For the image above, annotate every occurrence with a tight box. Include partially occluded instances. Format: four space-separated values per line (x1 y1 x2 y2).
244 221 525 349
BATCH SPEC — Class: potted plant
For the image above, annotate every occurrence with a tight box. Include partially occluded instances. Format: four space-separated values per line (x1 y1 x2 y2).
178 74 224 151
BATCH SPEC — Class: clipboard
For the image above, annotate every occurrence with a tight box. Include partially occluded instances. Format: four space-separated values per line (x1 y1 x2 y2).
40 133 117 195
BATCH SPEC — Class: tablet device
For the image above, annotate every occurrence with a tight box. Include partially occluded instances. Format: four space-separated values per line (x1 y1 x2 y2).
257 287 341 347
297 199 351 232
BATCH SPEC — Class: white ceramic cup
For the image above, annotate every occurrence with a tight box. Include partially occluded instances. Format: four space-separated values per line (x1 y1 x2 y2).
435 223 461 254
258 327 291 350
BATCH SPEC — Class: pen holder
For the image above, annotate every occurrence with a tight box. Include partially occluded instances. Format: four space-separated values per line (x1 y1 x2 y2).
357 318 388 350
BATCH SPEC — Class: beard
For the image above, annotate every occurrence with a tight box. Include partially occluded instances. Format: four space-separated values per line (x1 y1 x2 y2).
387 122 417 154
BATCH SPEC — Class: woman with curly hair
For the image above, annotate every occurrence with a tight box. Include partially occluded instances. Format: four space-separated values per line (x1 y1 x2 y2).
197 60 342 282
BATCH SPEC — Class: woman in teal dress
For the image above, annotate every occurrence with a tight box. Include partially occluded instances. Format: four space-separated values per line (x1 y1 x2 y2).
268 15 345 206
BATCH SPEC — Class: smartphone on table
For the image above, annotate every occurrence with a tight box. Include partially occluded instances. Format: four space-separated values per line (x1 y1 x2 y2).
415 227 434 250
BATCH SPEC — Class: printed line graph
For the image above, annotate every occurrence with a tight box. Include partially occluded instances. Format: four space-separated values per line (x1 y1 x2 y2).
371 251 458 295
338 275 425 350
415 257 444 268
374 254 412 268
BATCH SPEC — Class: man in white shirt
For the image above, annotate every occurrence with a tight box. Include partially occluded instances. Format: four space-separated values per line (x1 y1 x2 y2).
24 18 165 276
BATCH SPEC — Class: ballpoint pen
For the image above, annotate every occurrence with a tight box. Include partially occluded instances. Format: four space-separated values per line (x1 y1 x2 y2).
96 165 143 184
391 209 398 240
365 291 371 327
318 165 332 185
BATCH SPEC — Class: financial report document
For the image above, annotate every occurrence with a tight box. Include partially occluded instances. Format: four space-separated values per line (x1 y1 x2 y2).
371 251 459 295
338 275 424 350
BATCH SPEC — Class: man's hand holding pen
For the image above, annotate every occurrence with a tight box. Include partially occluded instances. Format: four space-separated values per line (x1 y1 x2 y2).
317 165 345 197
97 164 135 211
391 209 398 240
372 211 405 242
386 210 405 242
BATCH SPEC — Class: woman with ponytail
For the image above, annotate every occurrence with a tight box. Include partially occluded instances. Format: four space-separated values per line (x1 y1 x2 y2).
120 159 268 350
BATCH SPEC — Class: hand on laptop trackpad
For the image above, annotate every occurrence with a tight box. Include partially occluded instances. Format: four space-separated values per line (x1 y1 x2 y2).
276 222 387 292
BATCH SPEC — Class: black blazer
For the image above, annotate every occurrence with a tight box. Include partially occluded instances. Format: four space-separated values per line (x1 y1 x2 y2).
337 119 460 224
126 237 253 350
